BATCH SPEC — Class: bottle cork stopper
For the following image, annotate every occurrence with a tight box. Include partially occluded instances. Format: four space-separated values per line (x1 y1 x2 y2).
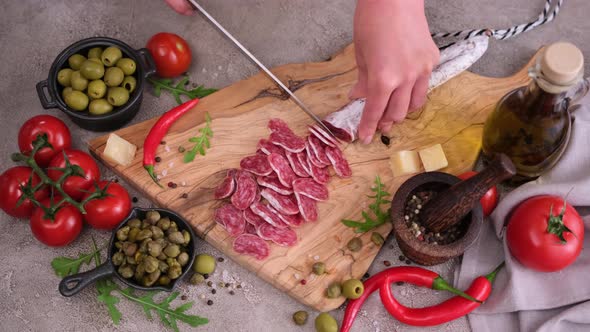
541 42 584 86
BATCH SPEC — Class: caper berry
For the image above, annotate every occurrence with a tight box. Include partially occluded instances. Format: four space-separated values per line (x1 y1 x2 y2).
292 310 308 326
116 226 130 241
342 279 364 299
347 237 363 252
326 283 342 299
371 232 384 246
312 262 326 275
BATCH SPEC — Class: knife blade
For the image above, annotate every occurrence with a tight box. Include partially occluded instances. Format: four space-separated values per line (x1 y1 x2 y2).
187 0 337 139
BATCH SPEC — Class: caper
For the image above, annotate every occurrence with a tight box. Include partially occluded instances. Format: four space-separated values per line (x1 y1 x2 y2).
122 242 137 257
158 275 171 286
326 282 342 299
158 260 169 273
87 47 103 59
136 229 153 241
68 54 86 70
182 230 191 245
166 257 178 267
177 252 189 267
141 220 152 229
342 279 364 300
57 68 73 87
190 273 205 285
128 227 140 242
146 211 160 224
168 231 185 245
112 252 125 266
347 237 363 252
150 226 164 240
168 264 182 280
118 265 134 279
126 255 137 265
164 244 180 258
114 241 123 250
168 222 178 232
147 241 163 257
116 226 130 241
371 232 384 246
134 262 146 280
158 252 168 261
312 262 326 275
292 310 308 326
128 218 141 228
143 256 160 273
143 270 161 287
157 217 171 231
134 251 144 265
139 238 151 254
122 76 137 93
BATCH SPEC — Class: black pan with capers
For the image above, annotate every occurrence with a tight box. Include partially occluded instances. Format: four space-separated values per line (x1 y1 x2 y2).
59 208 196 297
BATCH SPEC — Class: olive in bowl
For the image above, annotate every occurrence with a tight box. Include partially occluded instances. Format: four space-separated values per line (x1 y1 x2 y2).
58 207 196 297
37 37 156 132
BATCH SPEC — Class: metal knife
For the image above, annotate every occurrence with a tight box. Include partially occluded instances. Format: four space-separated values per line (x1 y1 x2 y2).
187 0 337 139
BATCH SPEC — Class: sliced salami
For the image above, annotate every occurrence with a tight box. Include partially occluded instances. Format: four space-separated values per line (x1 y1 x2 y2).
297 152 312 175
231 171 258 210
257 138 285 156
308 125 336 148
233 234 270 260
250 201 289 228
214 204 246 236
267 153 297 188
307 158 330 185
268 118 292 134
295 192 318 222
254 187 262 203
256 175 293 195
269 131 306 153
256 149 266 155
240 155 273 176
244 207 266 228
292 178 329 201
306 140 325 168
260 188 299 215
308 135 331 166
257 223 298 247
285 151 310 177
325 146 352 178
278 213 304 228
245 222 258 235
214 169 237 200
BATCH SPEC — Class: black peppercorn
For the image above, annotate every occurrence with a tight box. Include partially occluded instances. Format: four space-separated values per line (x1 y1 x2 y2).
380 135 391 146
203 274 209 279
155 156 161 163
207 300 213 305
229 290 235 295
217 257 224 262
211 289 216 294
132 197 138 203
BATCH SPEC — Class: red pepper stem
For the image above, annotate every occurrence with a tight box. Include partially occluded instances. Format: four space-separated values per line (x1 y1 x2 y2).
432 277 482 303
486 262 505 283
144 165 163 188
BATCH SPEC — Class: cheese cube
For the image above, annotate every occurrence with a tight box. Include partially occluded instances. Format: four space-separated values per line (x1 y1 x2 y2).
390 150 422 177
418 144 448 172
103 133 137 166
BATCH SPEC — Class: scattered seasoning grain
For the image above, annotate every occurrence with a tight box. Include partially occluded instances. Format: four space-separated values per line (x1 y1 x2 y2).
206 281 213 287
132 197 138 203
178 146 186 153
229 290 235 295
181 295 188 300
380 135 391 146
225 283 230 288
203 273 209 279
167 182 178 188
383 260 391 267
207 300 213 306
199 294 205 299
181 193 188 199
300 279 307 285
155 156 162 163
405 259 412 265
211 289 216 294
217 257 224 262
236 284 242 289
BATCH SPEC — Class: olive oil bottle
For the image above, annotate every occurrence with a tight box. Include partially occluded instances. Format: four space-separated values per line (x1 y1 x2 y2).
482 42 585 182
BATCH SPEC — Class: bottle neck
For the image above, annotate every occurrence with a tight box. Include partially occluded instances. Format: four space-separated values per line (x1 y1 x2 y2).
522 79 569 117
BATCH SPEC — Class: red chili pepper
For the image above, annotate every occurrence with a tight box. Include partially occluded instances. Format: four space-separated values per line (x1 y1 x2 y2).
340 263 503 332
143 98 200 186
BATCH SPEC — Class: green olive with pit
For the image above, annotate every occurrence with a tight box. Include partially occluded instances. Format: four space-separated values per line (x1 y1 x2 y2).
88 80 107 99
193 254 216 275
122 76 137 93
64 90 89 111
68 54 86 70
101 46 123 67
70 71 88 91
57 68 73 87
87 47 103 59
116 58 136 75
104 67 124 87
80 59 105 80
62 87 73 100
314 313 338 332
107 87 129 106
342 278 364 299
88 99 113 115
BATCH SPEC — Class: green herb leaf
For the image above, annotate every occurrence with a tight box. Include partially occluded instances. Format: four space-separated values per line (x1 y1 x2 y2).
341 175 391 233
50 245 103 278
184 112 214 163
147 76 217 105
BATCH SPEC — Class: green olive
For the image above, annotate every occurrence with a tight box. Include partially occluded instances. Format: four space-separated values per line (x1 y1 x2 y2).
80 59 105 80
88 58 103 65
87 80 107 99
107 87 129 106
314 313 338 332
88 99 113 115
64 90 89 111
116 58 137 76
116 226 130 241
57 68 73 87
70 71 88 91
193 254 216 275
292 311 308 326
62 87 73 100
87 47 103 59
312 262 326 275
346 237 362 252
101 46 123 67
190 273 205 285
121 76 137 93
128 218 141 228
68 54 86 70
342 279 364 299
146 211 161 224
104 67 124 87
325 283 342 299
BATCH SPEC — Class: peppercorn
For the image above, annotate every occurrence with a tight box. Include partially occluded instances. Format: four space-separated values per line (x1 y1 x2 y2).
211 289 216 294
236 284 242 289
167 182 177 188
229 290 235 295
206 281 213 287
132 197 138 203
363 272 370 279
181 295 188 300
399 255 405 261
181 193 188 199
203 273 209 279
300 279 307 285
292 310 308 326
380 135 391 146
405 259 412 265
217 257 224 262
155 156 161 162
160 141 166 145
225 283 230 288
207 300 213 305
383 260 391 267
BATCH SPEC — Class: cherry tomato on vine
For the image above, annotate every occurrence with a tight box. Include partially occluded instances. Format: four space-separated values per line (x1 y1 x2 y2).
0 166 49 218
18 115 71 167
30 196 83 247
146 32 192 77
82 181 131 230
506 195 584 272
458 171 498 216
47 149 100 201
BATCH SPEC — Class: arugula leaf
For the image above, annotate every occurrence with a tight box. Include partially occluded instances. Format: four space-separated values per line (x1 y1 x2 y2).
50 244 103 278
341 175 391 233
119 288 209 331
184 112 213 163
91 237 123 325
148 76 217 105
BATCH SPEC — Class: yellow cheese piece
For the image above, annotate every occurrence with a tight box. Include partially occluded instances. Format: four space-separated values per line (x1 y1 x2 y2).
418 144 448 172
389 150 422 177
103 133 137 166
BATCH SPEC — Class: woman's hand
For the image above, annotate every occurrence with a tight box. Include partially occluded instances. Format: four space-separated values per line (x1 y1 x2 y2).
351 0 439 144
164 0 194 15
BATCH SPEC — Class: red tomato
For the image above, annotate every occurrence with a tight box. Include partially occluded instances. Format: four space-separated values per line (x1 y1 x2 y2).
47 149 100 201
30 196 83 247
506 195 584 272
18 115 72 167
83 181 132 230
0 166 49 218
146 32 192 77
458 171 498 216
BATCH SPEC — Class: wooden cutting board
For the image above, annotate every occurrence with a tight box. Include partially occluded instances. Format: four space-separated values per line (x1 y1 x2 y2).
88 44 536 311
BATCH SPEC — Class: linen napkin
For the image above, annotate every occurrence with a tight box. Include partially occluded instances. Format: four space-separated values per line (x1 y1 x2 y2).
454 91 590 332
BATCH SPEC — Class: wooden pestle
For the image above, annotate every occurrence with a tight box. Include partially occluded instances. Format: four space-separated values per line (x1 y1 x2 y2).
420 154 516 233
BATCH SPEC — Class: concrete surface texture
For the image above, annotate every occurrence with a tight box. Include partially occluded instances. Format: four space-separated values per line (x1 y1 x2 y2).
0 0 588 331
